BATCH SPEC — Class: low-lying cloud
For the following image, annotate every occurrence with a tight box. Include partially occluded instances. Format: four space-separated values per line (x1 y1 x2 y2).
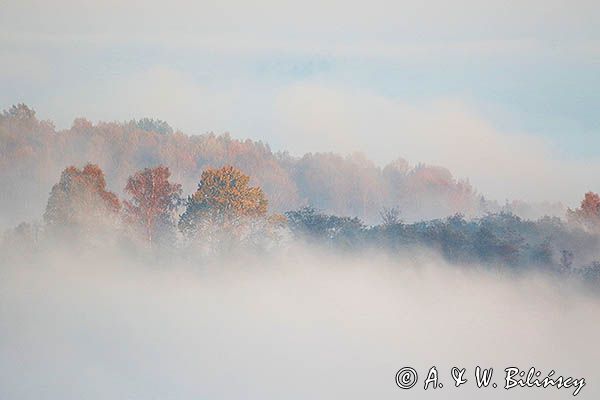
1 245 598 399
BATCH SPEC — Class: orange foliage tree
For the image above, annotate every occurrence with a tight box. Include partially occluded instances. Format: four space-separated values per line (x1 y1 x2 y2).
1 103 488 226
123 166 182 244
44 164 120 231
568 192 600 232
179 166 268 238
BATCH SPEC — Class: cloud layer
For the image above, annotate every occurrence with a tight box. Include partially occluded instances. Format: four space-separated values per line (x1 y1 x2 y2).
1 246 599 399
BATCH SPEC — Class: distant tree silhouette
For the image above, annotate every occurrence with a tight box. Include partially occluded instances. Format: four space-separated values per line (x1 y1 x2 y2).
560 249 574 271
380 206 401 226
2 103 36 120
133 118 173 135
285 206 364 247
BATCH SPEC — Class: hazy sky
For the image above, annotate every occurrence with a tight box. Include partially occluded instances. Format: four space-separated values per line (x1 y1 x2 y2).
1 0 599 204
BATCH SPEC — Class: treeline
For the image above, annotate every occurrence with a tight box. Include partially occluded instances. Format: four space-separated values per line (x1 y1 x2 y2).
2 163 286 255
1 104 492 229
2 159 600 282
286 206 600 276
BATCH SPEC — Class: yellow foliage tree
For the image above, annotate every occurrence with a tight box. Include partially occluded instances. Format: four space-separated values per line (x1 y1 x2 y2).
179 166 268 237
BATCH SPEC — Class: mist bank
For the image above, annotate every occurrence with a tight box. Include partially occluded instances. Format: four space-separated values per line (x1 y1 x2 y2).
0 103 567 230
1 243 599 399
4 201 600 282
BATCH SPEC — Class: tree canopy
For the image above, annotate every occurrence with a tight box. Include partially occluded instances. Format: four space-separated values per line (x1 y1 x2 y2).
44 164 120 232
179 166 268 237
124 166 182 244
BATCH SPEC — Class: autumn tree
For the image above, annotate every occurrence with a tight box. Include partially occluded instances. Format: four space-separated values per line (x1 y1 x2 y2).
568 192 600 232
123 166 182 244
179 166 268 241
2 104 493 226
44 164 120 234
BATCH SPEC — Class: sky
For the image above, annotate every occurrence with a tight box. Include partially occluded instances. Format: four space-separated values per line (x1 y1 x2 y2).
1 0 599 205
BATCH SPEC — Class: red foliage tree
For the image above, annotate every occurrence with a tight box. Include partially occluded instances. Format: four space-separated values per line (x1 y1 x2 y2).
123 166 182 244
568 192 600 232
1 103 488 225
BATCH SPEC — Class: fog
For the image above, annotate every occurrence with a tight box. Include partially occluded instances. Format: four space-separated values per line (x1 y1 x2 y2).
1 245 598 399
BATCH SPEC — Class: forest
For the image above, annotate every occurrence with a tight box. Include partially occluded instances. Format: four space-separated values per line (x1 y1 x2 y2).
1 103 567 229
1 103 600 282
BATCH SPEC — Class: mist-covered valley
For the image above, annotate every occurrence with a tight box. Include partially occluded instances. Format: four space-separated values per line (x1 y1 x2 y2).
2 103 600 399
1 241 599 400
3 0 600 397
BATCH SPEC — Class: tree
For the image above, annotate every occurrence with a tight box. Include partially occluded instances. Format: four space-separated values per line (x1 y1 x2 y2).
568 192 600 232
473 224 523 266
285 206 364 247
580 261 600 282
0 103 44 133
179 166 268 238
44 164 120 233
133 118 173 135
529 238 553 266
380 206 401 226
0 222 42 255
560 250 574 272
1 103 36 121
123 166 182 244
